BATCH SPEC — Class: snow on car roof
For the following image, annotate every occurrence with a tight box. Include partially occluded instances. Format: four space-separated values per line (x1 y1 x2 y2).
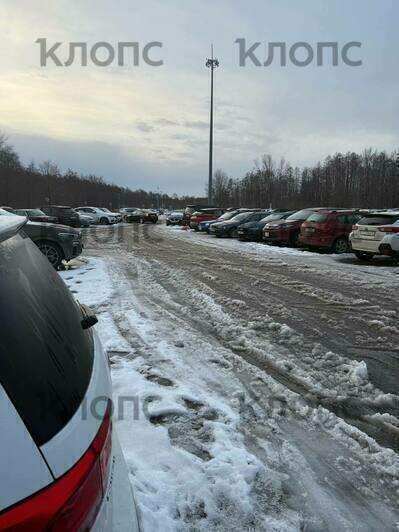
0 209 27 241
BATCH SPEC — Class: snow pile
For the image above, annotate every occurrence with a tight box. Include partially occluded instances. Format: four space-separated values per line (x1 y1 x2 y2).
349 361 369 386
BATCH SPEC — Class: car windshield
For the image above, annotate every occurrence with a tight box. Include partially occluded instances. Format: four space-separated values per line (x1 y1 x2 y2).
170 211 183 216
358 215 399 226
261 212 288 223
231 212 252 222
287 209 314 220
306 213 329 223
218 211 238 220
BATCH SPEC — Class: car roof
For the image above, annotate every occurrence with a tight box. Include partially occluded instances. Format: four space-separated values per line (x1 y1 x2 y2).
0 210 27 242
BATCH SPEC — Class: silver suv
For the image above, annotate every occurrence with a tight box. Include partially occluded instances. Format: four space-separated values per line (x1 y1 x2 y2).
0 214 139 531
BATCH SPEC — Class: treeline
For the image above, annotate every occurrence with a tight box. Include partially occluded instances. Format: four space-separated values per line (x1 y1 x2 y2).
1 134 398 211
0 136 203 209
213 150 399 209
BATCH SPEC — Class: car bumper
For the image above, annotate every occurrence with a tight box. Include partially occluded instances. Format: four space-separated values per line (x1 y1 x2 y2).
263 229 290 243
63 240 83 261
238 230 260 241
298 234 334 248
93 432 140 532
350 238 380 254
379 243 398 257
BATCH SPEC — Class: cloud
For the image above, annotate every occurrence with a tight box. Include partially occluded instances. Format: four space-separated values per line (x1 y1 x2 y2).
135 121 155 133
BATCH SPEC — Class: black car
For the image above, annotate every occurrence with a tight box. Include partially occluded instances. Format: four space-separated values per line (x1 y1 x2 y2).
210 210 269 238
125 209 158 224
237 211 294 241
14 208 58 224
41 205 81 227
23 221 83 268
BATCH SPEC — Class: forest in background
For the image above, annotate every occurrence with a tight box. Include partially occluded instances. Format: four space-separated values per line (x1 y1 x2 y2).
0 135 398 210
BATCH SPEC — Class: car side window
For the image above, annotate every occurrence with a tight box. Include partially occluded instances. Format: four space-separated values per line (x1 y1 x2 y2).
348 214 361 224
337 215 347 224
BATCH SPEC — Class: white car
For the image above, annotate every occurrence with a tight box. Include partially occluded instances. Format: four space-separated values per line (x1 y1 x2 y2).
75 207 120 225
378 220 399 259
349 211 399 260
0 214 139 531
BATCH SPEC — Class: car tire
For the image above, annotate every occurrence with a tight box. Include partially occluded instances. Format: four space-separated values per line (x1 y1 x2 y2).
100 217 109 225
354 251 374 261
290 231 299 247
36 240 64 269
166 221 170 226
332 237 349 254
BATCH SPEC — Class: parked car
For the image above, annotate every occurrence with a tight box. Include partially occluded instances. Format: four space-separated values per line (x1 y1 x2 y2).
298 209 361 253
0 208 83 268
263 208 322 246
75 207 120 225
199 209 251 233
182 204 213 225
0 213 139 531
42 205 81 228
378 220 399 259
120 207 140 221
237 211 294 242
190 208 225 231
74 210 95 228
124 209 158 224
210 210 269 238
99 208 122 223
14 208 58 224
350 211 399 261
166 210 184 226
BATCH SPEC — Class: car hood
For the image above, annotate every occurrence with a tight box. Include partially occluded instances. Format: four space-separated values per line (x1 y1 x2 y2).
27 221 77 232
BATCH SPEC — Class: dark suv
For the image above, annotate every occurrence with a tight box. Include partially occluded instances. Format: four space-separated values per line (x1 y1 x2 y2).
299 209 361 253
24 222 83 268
41 205 81 227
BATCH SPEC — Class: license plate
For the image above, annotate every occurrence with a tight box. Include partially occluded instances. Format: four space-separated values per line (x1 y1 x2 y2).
305 228 315 233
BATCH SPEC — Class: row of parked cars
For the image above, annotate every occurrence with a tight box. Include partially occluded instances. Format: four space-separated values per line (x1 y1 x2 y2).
0 205 160 268
168 206 399 262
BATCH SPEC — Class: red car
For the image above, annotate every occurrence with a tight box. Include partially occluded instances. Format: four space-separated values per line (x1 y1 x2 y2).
299 209 361 253
263 208 321 246
189 208 224 231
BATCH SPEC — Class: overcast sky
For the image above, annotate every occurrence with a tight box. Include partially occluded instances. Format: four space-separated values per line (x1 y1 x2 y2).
0 0 398 195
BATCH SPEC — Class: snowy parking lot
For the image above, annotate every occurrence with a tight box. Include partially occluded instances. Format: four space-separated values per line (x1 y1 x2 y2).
60 224 399 531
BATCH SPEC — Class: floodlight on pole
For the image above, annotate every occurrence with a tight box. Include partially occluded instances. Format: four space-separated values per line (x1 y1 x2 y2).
206 45 219 205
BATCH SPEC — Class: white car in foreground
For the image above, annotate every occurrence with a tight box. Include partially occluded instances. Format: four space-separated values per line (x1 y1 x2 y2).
76 207 121 225
378 220 399 259
349 211 399 260
0 214 139 531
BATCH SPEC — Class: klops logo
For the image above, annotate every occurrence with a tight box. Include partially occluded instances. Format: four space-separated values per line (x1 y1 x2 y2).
235 39 362 67
35 39 164 67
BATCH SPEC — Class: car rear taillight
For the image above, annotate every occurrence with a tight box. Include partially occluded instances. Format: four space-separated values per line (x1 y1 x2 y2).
0 401 112 531
378 226 399 233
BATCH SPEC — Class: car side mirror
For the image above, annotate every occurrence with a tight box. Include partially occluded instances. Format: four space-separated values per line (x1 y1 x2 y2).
79 303 98 330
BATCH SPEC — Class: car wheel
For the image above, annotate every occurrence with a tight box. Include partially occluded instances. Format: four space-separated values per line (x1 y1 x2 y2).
100 217 109 225
332 237 349 254
290 231 299 247
354 251 374 261
166 221 170 226
37 241 64 269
